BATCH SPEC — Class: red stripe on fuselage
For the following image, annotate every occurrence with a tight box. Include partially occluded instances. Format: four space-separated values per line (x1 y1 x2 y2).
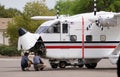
45 46 116 49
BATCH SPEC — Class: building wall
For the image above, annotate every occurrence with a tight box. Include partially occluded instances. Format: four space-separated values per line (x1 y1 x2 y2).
0 31 9 45
0 18 12 45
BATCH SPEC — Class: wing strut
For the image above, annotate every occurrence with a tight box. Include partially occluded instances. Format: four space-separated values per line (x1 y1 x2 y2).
109 43 120 64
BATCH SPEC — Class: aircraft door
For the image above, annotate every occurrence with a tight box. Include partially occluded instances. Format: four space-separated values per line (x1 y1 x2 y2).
60 22 70 41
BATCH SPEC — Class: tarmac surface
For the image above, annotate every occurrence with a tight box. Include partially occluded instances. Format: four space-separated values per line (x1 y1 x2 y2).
0 57 117 77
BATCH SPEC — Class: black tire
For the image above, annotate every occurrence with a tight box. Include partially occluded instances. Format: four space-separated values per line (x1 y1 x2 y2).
51 64 58 68
59 61 66 68
78 64 84 68
85 63 97 69
78 59 84 68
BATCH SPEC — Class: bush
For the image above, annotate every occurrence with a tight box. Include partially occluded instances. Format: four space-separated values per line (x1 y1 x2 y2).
0 45 21 56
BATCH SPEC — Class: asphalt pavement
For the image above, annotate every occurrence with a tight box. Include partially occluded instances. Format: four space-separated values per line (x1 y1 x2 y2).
0 57 117 77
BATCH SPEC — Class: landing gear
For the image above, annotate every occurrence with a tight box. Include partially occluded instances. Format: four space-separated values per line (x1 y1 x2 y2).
78 59 84 68
49 59 58 69
50 61 67 68
85 63 97 69
49 59 84 69
59 61 66 68
50 63 58 68
49 59 98 69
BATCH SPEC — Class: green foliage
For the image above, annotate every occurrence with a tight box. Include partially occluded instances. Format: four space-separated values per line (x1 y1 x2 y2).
111 0 120 12
0 45 21 56
55 0 74 15
0 4 21 18
6 1 55 46
23 1 55 17
55 0 120 15
7 14 43 46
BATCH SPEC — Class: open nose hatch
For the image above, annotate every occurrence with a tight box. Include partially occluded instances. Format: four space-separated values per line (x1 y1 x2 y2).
29 36 46 58
18 28 46 57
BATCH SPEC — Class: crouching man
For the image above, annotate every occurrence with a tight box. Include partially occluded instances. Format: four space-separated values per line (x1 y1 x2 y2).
21 52 32 71
33 53 46 71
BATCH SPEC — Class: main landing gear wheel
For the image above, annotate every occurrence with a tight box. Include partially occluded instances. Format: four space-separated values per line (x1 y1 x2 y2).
59 61 66 68
78 59 84 68
85 63 97 69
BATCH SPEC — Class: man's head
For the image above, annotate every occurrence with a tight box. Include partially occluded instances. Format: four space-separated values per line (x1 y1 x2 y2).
24 52 29 56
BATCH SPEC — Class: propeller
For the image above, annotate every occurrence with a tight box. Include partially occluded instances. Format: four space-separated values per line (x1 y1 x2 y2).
87 17 104 31
95 18 104 30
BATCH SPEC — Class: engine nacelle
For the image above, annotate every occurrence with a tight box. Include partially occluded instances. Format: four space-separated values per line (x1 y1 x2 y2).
99 18 117 27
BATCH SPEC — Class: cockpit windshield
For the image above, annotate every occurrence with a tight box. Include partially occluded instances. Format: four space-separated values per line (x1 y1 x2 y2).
35 26 49 33
35 20 60 34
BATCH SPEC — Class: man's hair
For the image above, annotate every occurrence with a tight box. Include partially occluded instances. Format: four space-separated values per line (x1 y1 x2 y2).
24 52 29 56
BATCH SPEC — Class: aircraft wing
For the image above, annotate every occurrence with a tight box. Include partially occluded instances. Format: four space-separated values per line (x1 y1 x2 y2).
88 13 120 29
31 16 56 20
112 43 120 55
99 13 120 27
109 42 120 64
114 13 120 26
114 13 120 17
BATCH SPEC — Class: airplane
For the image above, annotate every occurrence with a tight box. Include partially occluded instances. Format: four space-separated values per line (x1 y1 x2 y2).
18 1 120 69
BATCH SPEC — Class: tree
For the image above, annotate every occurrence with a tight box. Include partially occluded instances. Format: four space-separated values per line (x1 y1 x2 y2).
55 0 74 15
23 0 55 17
55 0 120 15
0 5 6 17
7 1 55 46
0 4 21 18
6 8 22 18
109 0 120 12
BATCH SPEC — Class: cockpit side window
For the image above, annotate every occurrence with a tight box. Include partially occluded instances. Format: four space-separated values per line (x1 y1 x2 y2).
47 27 54 33
45 22 60 33
62 23 68 33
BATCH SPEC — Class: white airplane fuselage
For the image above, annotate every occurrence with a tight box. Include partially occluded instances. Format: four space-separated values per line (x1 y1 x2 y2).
18 11 120 68
35 11 120 62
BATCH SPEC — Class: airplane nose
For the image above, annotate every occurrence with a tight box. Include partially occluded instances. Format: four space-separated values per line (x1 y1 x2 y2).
18 27 27 36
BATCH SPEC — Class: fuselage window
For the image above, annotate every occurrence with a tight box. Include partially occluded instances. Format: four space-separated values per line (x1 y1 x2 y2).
53 26 60 33
86 35 92 42
62 23 68 33
100 35 106 41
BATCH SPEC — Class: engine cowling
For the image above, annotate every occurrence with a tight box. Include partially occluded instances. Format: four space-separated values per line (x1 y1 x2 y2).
18 28 46 58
